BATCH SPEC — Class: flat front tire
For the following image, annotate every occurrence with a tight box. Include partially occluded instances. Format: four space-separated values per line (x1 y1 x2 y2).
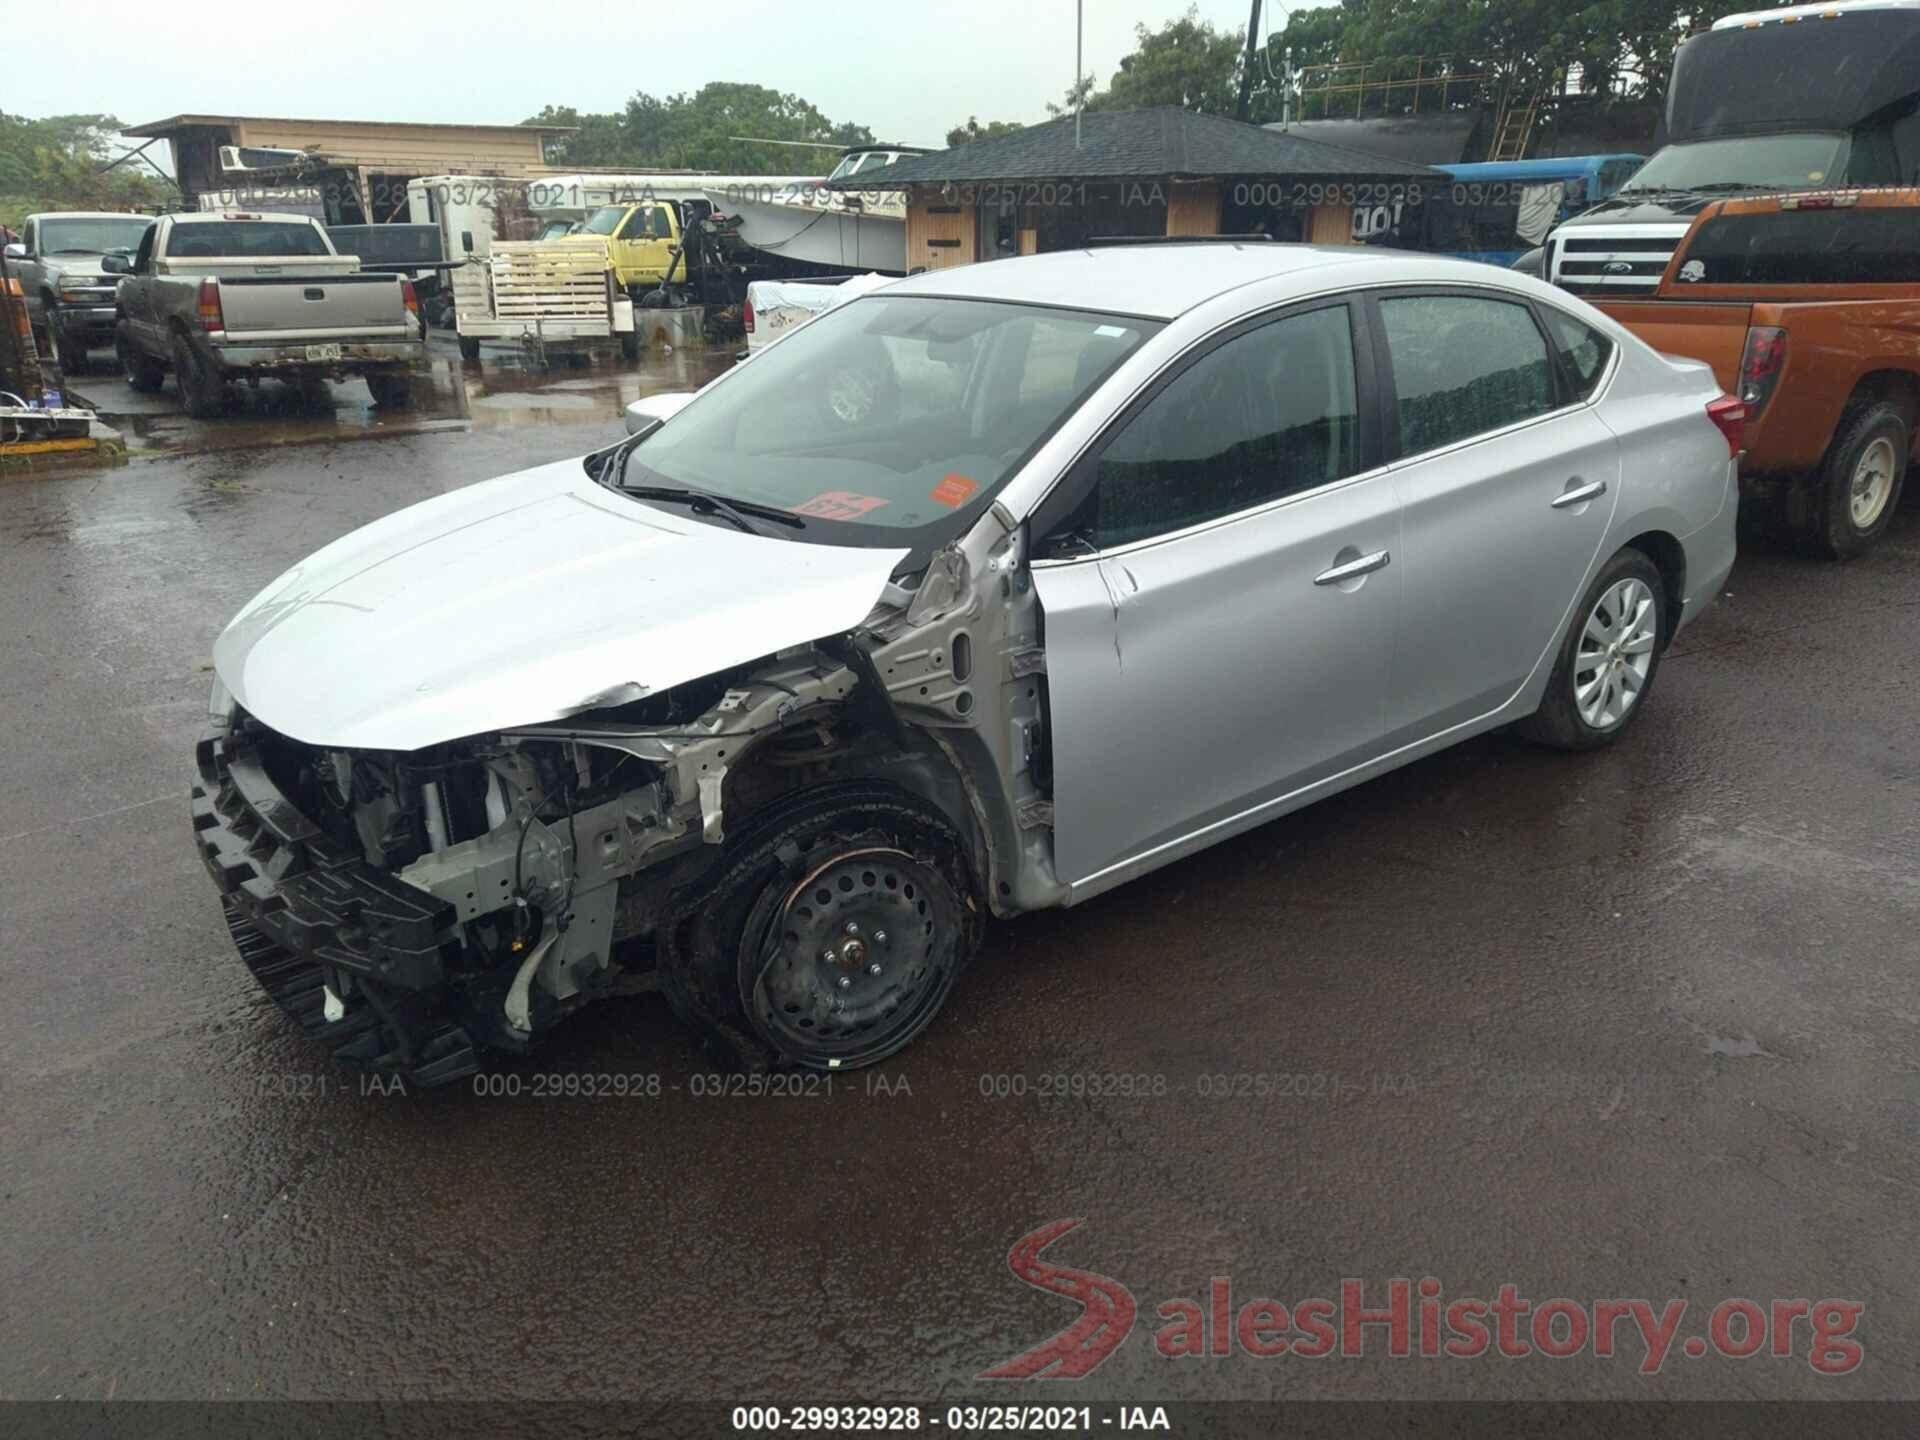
1517 547 1668 751
661 784 982 1071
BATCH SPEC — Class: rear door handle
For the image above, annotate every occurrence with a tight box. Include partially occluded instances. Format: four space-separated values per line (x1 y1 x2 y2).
1314 549 1391 586
1551 478 1608 509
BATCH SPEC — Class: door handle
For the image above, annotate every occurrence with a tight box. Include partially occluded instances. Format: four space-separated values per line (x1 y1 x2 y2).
1551 478 1608 509
1314 549 1391 586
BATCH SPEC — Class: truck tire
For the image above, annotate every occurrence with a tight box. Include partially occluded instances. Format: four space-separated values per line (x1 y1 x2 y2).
1516 547 1668 751
51 317 89 375
1811 401 1907 560
171 332 225 419
660 783 983 1072
365 371 413 409
619 329 642 360
117 327 166 393
457 335 482 363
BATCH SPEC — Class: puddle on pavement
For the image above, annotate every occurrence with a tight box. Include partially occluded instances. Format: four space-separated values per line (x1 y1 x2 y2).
76 338 739 456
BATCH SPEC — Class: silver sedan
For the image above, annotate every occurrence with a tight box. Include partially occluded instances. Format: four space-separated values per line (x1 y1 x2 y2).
199 242 1738 1082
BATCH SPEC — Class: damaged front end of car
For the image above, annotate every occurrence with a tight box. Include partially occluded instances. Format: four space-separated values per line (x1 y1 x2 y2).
193 497 1062 1086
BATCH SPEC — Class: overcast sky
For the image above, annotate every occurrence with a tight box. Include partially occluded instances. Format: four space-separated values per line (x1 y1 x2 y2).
17 0 1296 161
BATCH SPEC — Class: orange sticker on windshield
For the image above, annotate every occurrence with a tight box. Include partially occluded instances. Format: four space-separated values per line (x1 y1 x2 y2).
792 490 890 521
931 473 978 508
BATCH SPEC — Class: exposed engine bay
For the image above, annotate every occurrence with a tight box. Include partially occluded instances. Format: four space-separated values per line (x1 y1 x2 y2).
192 502 1057 1086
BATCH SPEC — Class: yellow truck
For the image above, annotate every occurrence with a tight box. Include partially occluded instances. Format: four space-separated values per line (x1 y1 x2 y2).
563 201 684 296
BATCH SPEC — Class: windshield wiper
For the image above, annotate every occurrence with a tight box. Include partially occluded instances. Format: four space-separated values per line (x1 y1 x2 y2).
603 434 804 534
626 479 813 537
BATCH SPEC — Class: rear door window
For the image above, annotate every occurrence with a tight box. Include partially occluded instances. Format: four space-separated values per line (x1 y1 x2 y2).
1379 294 1556 455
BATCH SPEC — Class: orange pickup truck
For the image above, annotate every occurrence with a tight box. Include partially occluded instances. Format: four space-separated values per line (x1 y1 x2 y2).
1591 189 1920 558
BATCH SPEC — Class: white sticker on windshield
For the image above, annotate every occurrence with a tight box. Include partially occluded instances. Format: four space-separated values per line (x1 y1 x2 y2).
1093 325 1131 338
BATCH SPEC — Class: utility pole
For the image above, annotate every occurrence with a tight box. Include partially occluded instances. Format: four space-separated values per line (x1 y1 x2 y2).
1076 0 1084 149
1236 0 1264 122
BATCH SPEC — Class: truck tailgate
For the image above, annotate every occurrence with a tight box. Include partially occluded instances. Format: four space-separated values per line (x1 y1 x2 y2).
1593 299 1754 392
215 273 411 339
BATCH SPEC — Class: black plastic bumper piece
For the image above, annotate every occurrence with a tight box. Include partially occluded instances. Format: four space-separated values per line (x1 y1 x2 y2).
193 718 480 1088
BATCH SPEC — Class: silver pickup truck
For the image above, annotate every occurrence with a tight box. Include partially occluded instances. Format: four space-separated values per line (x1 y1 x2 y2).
106 211 424 417
4 211 156 374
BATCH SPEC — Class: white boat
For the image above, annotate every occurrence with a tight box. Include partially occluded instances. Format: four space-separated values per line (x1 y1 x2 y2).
705 146 930 275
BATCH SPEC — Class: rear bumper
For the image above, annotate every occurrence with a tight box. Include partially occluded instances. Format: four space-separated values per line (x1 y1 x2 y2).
1677 456 1740 634
191 717 480 1086
208 338 424 374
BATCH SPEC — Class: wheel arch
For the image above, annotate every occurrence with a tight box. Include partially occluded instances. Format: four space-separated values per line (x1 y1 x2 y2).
1620 530 1686 646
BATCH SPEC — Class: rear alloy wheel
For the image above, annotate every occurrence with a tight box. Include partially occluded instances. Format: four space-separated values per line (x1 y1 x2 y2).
1813 402 1907 559
171 332 226 419
1517 548 1667 751
662 785 981 1070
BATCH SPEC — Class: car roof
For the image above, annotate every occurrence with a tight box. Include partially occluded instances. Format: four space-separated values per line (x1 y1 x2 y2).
877 243 1541 320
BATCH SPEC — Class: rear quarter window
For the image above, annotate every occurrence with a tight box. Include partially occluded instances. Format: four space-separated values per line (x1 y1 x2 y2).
1677 208 1920 285
1542 310 1615 400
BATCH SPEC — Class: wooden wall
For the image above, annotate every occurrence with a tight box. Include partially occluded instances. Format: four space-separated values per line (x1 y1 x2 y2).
904 195 977 272
1166 182 1222 237
230 119 551 176
1307 203 1358 245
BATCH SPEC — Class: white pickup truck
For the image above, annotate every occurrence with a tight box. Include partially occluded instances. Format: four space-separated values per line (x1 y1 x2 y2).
743 272 893 353
106 211 424 417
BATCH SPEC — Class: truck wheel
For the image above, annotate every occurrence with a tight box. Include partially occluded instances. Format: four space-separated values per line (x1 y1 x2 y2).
1516 548 1667 751
366 372 413 409
118 328 166 393
171 333 225 419
661 783 983 1071
1812 401 1907 560
51 319 89 375
457 336 482 363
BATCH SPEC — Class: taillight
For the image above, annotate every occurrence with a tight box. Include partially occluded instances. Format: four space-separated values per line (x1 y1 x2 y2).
401 278 419 315
743 297 755 333
1736 325 1786 414
1706 394 1747 457
196 277 224 332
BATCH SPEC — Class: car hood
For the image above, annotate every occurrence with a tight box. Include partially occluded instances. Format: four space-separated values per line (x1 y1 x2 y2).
212 457 909 751
47 257 114 282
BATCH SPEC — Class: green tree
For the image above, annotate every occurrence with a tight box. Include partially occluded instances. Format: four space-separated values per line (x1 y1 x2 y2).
523 84 874 173
1104 8 1246 112
945 117 1027 148
0 112 173 228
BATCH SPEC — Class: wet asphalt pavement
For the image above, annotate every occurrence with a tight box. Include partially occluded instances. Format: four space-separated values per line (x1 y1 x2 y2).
1 340 1916 1415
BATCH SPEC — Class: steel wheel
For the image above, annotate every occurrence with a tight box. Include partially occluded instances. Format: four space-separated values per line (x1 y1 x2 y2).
1573 576 1657 731
1849 436 1897 530
743 844 961 1068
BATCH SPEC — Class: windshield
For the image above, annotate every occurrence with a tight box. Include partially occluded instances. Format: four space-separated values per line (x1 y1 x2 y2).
1621 134 1849 194
39 217 152 255
620 295 1161 543
581 205 626 235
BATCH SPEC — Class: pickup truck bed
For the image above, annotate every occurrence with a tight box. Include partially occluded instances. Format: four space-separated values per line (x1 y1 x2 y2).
1588 189 1920 557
